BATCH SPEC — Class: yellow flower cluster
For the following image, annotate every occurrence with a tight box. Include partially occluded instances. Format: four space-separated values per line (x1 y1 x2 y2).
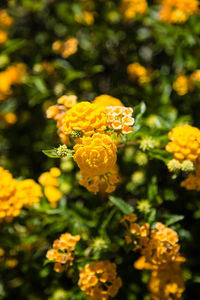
0 63 26 101
121 214 182 265
74 133 117 176
173 70 200 96
64 101 107 137
79 165 121 194
120 0 148 20
159 0 199 23
0 10 13 44
46 95 77 144
47 95 134 194
166 125 200 162
0 166 42 222
121 214 185 300
127 62 151 85
105 106 134 134
181 157 200 191
38 168 63 207
173 75 193 96
46 232 80 273
75 0 95 25
78 260 122 300
52 37 78 58
148 261 185 300
0 111 17 125
93 94 124 107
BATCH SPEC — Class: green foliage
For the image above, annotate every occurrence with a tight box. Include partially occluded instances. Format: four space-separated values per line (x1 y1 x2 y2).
0 0 200 299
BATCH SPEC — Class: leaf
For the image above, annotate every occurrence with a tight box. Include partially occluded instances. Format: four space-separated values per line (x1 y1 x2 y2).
149 149 172 163
109 196 134 215
165 214 184 226
42 149 60 158
132 102 146 132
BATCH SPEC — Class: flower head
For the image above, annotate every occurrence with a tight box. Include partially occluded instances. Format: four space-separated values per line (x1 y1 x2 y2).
78 260 122 300
74 133 117 176
166 125 200 162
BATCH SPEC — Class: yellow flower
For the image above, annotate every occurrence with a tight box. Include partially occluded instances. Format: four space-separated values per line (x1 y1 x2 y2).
52 37 78 58
0 30 7 44
0 63 26 101
3 112 17 124
74 133 117 176
44 186 63 207
181 157 200 191
0 167 41 222
166 125 200 162
79 164 121 194
64 101 107 137
46 232 80 273
120 0 148 20
173 75 194 96
148 262 185 300
78 260 122 300
38 168 63 207
93 94 124 107
0 10 13 27
159 0 199 23
15 179 42 207
57 95 77 108
127 62 151 85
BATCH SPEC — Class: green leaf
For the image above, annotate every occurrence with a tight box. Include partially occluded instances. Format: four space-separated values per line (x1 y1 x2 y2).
149 149 172 163
42 149 60 158
132 102 146 132
165 214 184 226
109 196 134 215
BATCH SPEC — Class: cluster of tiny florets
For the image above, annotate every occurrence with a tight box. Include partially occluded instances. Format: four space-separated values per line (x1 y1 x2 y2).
166 125 200 162
127 62 151 85
46 95 135 194
121 213 185 300
46 233 80 273
0 63 26 101
120 0 148 20
38 168 63 207
0 9 13 45
52 37 78 58
159 0 199 24
78 260 122 300
0 166 42 222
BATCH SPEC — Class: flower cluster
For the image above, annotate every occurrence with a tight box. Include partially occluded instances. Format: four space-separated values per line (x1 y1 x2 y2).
78 260 122 300
0 166 42 222
0 111 17 125
79 165 121 194
93 94 124 107
159 0 199 23
181 157 200 191
75 0 95 25
166 125 200 162
173 70 200 96
0 9 13 45
121 214 185 300
52 37 78 58
121 214 182 265
127 62 151 85
46 95 134 194
38 168 63 207
105 106 134 134
46 233 80 273
120 0 148 20
173 75 194 96
0 63 26 101
74 133 117 176
46 94 77 144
